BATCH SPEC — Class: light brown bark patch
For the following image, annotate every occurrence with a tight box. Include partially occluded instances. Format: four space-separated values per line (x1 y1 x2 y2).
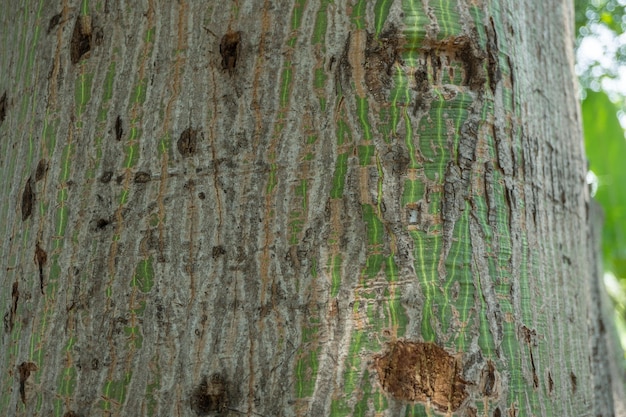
374 340 468 412
348 30 367 97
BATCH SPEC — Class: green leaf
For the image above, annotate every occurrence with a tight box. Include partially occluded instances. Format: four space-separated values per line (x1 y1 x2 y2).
583 91 626 278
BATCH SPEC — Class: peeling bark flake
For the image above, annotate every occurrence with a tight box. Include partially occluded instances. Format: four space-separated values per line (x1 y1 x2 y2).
486 17 502 93
335 32 352 96
364 28 399 101
374 340 468 412
481 360 498 397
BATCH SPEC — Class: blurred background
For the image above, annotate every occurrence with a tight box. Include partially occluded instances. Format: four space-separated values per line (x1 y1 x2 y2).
575 0 626 359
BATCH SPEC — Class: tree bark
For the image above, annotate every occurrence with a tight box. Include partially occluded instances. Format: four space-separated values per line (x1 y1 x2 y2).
0 0 620 416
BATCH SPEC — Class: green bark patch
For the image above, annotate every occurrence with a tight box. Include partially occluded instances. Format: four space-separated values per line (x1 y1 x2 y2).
131 256 154 293
100 373 132 411
374 340 468 412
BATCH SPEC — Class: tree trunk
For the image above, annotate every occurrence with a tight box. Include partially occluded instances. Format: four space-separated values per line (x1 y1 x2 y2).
0 1 620 416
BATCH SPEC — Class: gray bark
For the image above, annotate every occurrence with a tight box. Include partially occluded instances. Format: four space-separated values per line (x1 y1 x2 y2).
0 1 622 416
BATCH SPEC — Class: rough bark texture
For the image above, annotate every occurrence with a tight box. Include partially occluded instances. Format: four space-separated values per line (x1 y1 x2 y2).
0 1 621 416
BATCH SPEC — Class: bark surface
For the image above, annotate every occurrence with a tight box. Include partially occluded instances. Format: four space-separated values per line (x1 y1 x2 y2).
0 0 618 416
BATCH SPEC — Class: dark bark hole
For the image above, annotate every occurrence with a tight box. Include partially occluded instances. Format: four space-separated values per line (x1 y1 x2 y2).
493 407 502 417
190 374 229 416
0 91 7 125
35 158 49 181
548 371 554 394
177 127 199 157
70 15 92 64
570 371 577 393
96 218 110 229
212 246 226 259
457 40 486 90
100 171 113 183
48 12 62 34
21 177 34 221
35 242 47 294
134 171 151 183
481 360 498 397
5 281 19 332
115 115 123 141
220 31 241 73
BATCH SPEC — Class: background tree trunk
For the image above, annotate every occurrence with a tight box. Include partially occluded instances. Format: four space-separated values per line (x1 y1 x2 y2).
0 1 621 416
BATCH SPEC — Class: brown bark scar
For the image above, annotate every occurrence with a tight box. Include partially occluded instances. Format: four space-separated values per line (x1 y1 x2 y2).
190 373 229 415
70 14 92 64
17 361 38 405
177 127 199 157
220 31 241 74
374 340 468 412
